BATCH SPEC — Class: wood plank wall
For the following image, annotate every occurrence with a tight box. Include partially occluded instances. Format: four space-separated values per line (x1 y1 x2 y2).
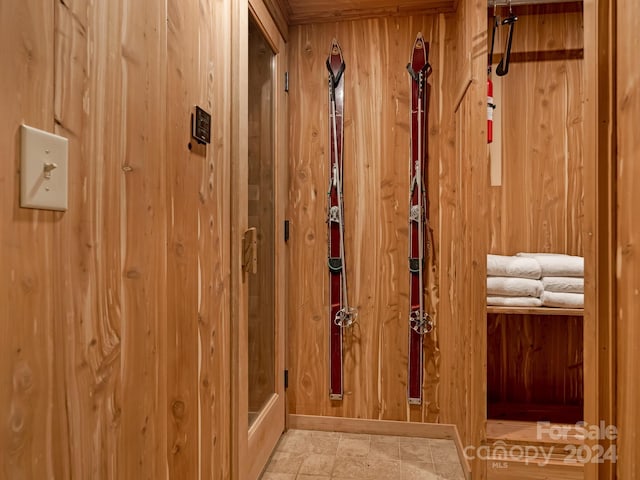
616 0 640 477
287 15 447 423
287 1 487 461
489 5 584 256
0 0 232 478
438 0 488 471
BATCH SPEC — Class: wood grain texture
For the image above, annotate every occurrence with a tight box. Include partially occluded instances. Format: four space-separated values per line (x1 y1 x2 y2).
262 0 290 40
285 0 455 25
582 1 615 479
616 0 640 477
486 306 583 316
1 0 233 477
488 8 584 257
287 15 444 423
487 459 583 480
487 314 583 421
165 0 231 477
0 1 58 478
437 0 488 476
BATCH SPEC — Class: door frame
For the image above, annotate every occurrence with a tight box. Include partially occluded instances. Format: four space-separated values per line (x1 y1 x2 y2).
583 1 616 479
230 0 287 478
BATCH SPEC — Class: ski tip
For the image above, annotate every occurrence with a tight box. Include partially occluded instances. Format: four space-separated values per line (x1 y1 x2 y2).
330 38 342 57
413 32 426 51
410 32 429 66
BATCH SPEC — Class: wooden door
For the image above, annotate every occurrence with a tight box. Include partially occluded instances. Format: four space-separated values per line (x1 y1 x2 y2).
232 0 287 478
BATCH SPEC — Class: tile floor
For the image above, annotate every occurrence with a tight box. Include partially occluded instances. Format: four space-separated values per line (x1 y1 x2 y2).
260 429 466 480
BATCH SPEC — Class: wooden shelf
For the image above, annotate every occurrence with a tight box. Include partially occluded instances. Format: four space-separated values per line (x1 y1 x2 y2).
487 306 584 316
486 419 584 447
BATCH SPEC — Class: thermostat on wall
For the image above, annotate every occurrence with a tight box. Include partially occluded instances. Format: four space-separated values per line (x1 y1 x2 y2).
191 106 211 145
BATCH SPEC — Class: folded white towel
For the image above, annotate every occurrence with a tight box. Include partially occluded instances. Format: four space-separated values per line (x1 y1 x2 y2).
487 254 542 279
541 291 584 308
517 252 568 257
487 296 543 307
487 277 543 297
542 276 584 294
517 253 584 277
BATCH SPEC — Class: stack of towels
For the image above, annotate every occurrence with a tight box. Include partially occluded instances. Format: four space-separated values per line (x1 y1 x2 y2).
487 253 584 308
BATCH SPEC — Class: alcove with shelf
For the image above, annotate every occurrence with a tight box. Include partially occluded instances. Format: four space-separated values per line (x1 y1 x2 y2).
485 1 588 476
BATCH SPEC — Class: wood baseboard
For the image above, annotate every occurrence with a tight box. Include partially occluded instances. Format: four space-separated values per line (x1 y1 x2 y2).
288 414 471 479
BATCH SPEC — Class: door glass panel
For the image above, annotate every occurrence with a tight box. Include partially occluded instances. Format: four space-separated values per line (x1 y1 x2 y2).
247 15 276 427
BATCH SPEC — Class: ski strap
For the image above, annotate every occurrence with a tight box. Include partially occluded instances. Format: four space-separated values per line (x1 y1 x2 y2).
326 59 346 97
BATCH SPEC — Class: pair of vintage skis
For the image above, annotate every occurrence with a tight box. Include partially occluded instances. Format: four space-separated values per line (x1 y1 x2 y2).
326 34 432 404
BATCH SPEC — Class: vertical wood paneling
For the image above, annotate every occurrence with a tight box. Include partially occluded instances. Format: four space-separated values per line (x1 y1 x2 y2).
2 0 233 477
198 1 233 477
582 1 615 479
0 1 58 478
53 0 125 477
118 0 168 476
617 0 640 477
488 8 584 256
287 16 444 423
437 0 487 475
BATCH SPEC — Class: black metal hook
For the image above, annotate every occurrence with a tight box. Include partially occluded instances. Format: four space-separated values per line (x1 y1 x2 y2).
496 13 518 76
488 11 500 74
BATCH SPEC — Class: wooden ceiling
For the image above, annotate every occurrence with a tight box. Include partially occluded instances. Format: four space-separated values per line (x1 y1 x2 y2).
280 0 457 25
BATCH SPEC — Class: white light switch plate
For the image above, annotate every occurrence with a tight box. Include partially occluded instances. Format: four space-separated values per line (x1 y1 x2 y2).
20 125 68 211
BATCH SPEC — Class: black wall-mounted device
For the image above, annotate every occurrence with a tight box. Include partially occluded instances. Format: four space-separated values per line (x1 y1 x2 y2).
191 106 211 145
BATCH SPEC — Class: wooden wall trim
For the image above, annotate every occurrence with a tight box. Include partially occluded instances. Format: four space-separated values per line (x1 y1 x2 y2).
583 0 616 478
290 413 457 438
262 0 290 41
230 0 250 478
249 0 285 53
615 0 640 479
287 4 455 25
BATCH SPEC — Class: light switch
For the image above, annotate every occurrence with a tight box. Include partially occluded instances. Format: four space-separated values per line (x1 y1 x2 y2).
20 125 68 211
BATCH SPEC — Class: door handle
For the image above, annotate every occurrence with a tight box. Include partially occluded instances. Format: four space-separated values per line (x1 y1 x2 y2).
243 227 257 275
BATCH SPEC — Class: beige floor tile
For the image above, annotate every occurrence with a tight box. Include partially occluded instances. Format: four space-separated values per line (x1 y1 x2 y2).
399 437 431 448
265 451 305 474
264 431 464 480
368 441 401 461
260 472 296 480
278 431 315 454
430 441 459 464
340 433 371 441
308 430 341 439
435 462 465 480
332 457 401 479
399 441 432 463
401 460 439 480
370 434 404 444
367 459 402 480
428 439 456 448
308 436 340 455
336 437 371 457
298 454 336 476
